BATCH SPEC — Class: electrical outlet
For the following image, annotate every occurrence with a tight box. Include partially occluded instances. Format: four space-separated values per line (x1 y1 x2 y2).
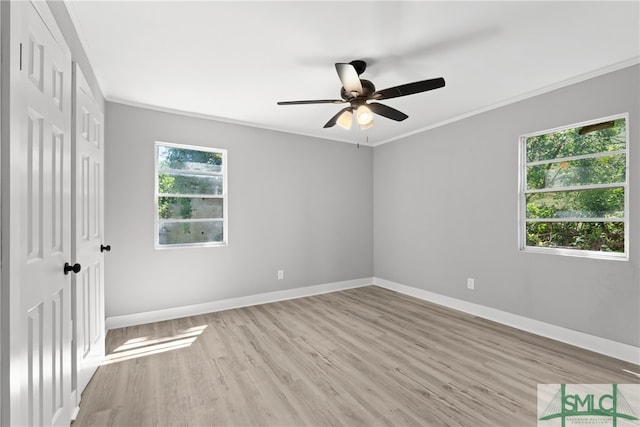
467 278 475 290
277 270 284 280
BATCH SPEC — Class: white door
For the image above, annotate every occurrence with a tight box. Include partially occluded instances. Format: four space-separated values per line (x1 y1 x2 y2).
8 1 74 425
71 64 106 409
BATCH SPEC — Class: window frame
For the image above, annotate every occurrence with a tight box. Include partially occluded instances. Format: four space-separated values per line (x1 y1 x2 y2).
154 141 228 249
518 113 629 260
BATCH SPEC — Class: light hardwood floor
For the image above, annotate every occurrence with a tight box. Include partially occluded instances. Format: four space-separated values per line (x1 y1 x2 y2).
73 286 639 426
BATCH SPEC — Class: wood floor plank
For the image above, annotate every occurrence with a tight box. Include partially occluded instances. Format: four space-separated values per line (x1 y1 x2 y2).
73 286 639 426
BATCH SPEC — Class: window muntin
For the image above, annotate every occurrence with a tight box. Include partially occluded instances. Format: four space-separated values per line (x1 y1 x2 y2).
520 115 628 259
525 154 626 190
155 142 227 248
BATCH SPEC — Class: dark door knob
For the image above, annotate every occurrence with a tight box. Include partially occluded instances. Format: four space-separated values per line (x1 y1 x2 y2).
100 244 111 253
64 262 81 275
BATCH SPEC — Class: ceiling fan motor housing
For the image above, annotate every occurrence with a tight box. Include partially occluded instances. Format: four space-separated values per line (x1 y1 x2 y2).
341 79 376 102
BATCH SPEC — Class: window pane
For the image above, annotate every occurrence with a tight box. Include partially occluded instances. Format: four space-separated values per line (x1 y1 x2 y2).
158 173 223 195
526 188 624 219
526 154 626 190
158 197 223 220
525 221 624 253
525 118 626 163
158 145 222 173
159 221 223 245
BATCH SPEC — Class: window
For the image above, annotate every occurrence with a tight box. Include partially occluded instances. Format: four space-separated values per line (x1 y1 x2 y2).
519 115 628 259
155 142 227 247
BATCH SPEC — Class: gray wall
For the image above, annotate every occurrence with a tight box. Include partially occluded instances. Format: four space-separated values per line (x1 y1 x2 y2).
374 65 639 347
105 103 373 317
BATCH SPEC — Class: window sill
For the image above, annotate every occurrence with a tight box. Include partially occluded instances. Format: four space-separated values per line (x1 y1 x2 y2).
520 246 628 261
155 242 228 250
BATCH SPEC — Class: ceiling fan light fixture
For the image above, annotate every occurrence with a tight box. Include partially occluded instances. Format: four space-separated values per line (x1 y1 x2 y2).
277 60 445 130
359 118 374 130
337 110 353 130
357 105 374 126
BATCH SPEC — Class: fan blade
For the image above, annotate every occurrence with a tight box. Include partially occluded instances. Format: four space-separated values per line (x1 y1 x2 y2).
335 63 363 96
323 107 352 128
368 102 408 121
373 77 445 100
278 99 346 105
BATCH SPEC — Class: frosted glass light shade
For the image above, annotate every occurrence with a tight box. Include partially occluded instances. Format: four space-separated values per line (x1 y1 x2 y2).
337 110 353 129
357 105 373 126
359 118 374 130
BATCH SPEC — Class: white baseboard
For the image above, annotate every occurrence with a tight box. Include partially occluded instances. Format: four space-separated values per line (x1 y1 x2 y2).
106 277 372 330
373 277 640 365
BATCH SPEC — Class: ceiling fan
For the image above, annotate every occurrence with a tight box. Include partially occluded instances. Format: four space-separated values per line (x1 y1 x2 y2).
277 60 445 130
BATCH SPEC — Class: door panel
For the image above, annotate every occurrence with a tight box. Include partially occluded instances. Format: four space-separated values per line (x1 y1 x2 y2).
10 1 74 425
72 64 105 408
26 109 44 261
26 303 43 427
52 131 65 254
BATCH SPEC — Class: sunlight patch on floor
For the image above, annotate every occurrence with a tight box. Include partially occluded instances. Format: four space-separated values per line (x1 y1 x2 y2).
102 325 207 365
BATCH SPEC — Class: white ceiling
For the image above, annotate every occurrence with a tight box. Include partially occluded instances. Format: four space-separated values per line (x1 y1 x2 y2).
65 1 640 146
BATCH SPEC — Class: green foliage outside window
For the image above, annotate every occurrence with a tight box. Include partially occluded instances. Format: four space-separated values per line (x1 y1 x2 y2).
156 144 225 246
523 118 626 254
